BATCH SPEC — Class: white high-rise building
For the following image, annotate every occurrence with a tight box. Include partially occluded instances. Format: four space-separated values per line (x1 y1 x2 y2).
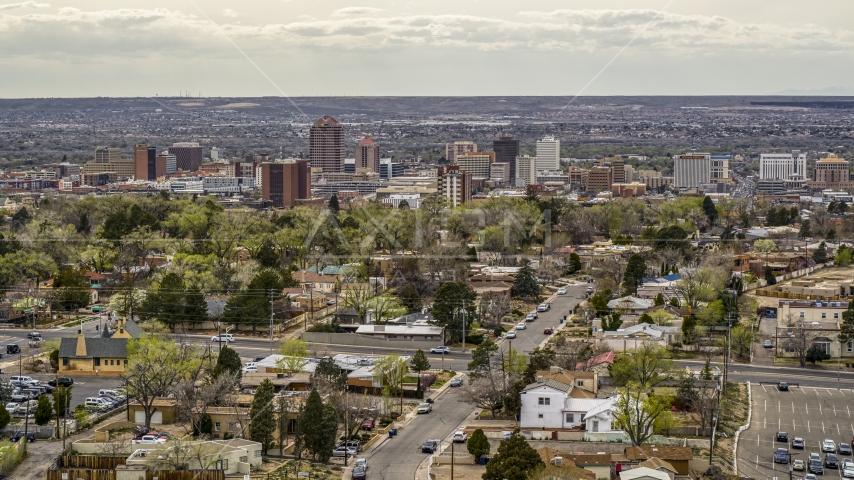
211 146 221 161
674 153 711 189
535 136 560 171
760 151 807 181
516 155 537 186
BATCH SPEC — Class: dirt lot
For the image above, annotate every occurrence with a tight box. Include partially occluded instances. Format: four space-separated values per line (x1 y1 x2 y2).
747 265 854 309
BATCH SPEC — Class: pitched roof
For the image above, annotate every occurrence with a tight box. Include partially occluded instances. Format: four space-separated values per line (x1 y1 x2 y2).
624 446 694 461
536 448 612 466
523 378 572 393
120 318 143 338
639 457 678 473
564 397 609 412
59 336 128 359
314 115 340 126
583 397 615 420
358 137 377 145
608 296 653 310
620 466 671 480
576 351 616 370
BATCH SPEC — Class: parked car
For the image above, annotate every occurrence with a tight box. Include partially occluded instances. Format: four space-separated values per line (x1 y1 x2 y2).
516 323 526 330
429 346 450 354
505 331 516 339
210 334 235 343
422 440 439 453
339 440 361 452
543 328 554 335
778 382 789 391
776 431 788 442
449 377 463 387
826 453 840 469
537 303 550 312
242 365 258 374
351 466 367 480
810 453 821 463
5 345 19 355
525 313 536 322
10 432 34 443
825 440 838 453
417 403 432 414
557 288 566 295
841 443 853 456
361 418 375 431
48 377 74 387
793 459 805 471
775 448 789 463
332 446 357 457
26 332 41 340
844 464 854 478
354 458 368 470
810 460 824 475
529 311 538 319
3 403 18 414
806 474 819 480
253 356 266 363
764 340 773 348
453 431 467 443
793 437 805 449
11 391 35 402
131 434 168 444
326 299 337 306
10 376 38 387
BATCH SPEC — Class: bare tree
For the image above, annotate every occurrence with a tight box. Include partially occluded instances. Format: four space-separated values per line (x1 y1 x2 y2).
460 369 508 419
97 438 132 457
694 382 719 430
553 337 593 371
479 292 511 330
783 319 820 367
175 371 240 436
147 437 223 471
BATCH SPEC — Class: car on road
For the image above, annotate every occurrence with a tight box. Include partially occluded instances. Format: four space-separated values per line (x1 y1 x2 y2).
516 323 526 330
453 431 467 443
48 377 74 387
422 440 439 453
449 377 463 387
764 340 773 348
210 334 234 343
537 303 550 312
351 466 367 480
840 443 853 456
326 299 336 306
26 332 41 340
505 331 516 339
417 403 432 414
793 437 805 449
525 313 536 322
543 328 553 335
775 448 789 463
429 346 450 354
793 459 805 471
826 453 839 469
354 458 368 470
529 311 538 319
777 431 788 442
778 382 789 391
557 288 566 295
332 446 357 457
825 440 838 453
10 432 34 443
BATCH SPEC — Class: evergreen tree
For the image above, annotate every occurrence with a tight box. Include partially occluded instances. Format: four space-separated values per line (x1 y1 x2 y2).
799 219 812 238
806 345 830 365
248 379 276 452
813 241 828 264
0 404 9 430
10 207 31 231
53 385 72 422
569 252 582 273
467 428 490 459
399 283 422 314
468 340 498 375
838 302 854 347
827 228 837 241
654 293 665 306
483 431 544 480
319 403 338 463
328 194 340 214
302 389 329 461
34 395 53 426
213 346 243 380
77 213 91 235
669 297 680 307
622 254 647 295
764 266 777 286
701 359 713 380
702 196 718 225
398 199 410 209
53 268 91 310
512 261 540 299
675 375 698 411
410 349 431 373
601 312 623 331
431 281 477 343
183 288 209 323
681 315 697 345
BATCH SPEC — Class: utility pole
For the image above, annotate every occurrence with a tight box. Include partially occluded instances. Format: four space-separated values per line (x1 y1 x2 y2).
451 439 455 480
461 301 466 353
270 289 275 355
344 390 349 467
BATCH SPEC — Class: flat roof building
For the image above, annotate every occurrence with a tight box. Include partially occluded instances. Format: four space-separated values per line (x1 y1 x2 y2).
493 136 520 182
168 142 203 172
310 116 346 173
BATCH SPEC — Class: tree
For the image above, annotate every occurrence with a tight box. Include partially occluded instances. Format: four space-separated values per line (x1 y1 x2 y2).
601 312 623 331
837 245 852 266
52 385 72 424
784 319 820 368
483 431 544 480
813 242 828 264
249 379 276 452
654 293 665 306
467 428 490 459
800 219 812 239
399 283 422 314
675 375 698 411
301 389 337 461
702 196 718 225
512 261 540 299
753 238 777 254
410 349 431 373
622 254 647 295
648 309 674 326
34 395 53 426
431 281 477 343
328 195 340 215
612 383 673 446
764 266 777 286
0 405 9 430
277 339 308 374
730 324 755 359
373 354 408 412
461 369 507 419
53 267 91 310
673 267 727 314
479 292 511 330
701 359 713 380
839 302 854 350
569 252 582 273
468 340 499 375
806 345 831 365
682 315 698 345
212 346 242 380
223 269 287 334
827 228 837 241
77 213 91 235
609 343 675 387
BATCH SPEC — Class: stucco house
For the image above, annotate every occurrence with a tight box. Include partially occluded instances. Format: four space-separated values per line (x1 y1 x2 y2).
520 375 617 431
58 317 142 376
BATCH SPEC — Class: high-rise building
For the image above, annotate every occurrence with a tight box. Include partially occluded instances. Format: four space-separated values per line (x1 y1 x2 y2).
83 147 135 178
455 152 495 178
493 136 520 182
261 160 311 208
310 116 346 173
158 155 177 175
490 162 510 184
535 136 560 171
674 153 712 189
355 137 380 172
567 166 588 191
515 155 537 187
134 144 158 181
445 141 477 164
437 165 471 206
168 142 204 172
760 151 807 182
587 166 614 191
94 146 122 164
211 146 221 161
809 155 854 190
379 159 405 179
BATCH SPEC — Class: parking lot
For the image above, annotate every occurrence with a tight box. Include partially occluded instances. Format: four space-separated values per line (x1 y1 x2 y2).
738 383 854 478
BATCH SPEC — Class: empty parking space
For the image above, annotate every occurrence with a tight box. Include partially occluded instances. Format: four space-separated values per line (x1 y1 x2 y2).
738 384 854 478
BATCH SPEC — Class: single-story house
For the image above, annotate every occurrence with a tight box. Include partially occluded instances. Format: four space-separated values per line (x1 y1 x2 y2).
355 324 443 342
638 458 678 480
608 296 653 315
624 446 694 475
126 438 262 474
620 466 671 480
537 448 611 480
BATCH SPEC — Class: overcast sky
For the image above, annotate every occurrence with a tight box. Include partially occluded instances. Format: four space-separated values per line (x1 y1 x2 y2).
1 0 852 98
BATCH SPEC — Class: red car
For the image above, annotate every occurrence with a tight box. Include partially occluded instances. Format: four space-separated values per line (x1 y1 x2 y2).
361 417 375 431
543 328 553 335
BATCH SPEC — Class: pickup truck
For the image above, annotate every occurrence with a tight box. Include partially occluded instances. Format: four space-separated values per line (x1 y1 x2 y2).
131 434 167 444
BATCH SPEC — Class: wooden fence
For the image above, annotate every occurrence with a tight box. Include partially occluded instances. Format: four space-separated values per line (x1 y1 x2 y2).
58 455 127 469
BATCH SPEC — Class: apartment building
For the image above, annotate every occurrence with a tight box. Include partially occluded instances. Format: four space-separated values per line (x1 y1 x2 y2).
536 136 560 171
445 141 477 164
515 155 537 186
455 151 495 178
437 165 471 206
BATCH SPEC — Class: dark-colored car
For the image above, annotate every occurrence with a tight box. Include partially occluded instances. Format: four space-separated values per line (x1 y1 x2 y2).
449 377 463 387
792 437 805 449
826 454 839 469
840 443 852 456
6 345 19 355
543 328 554 335
777 431 789 442
422 440 439 453
48 377 74 387
778 382 789 391
11 432 34 443
26 332 41 340
352 466 367 480
775 448 790 463
810 460 825 475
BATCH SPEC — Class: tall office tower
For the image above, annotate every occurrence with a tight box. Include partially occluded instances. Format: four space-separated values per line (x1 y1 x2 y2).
83 147 135 178
760 151 807 181
515 155 537 186
535 136 560 171
355 137 380 172
134 144 158 181
610 159 626 184
310 115 346 173
493 136 520 182
455 152 495 178
673 153 712 189
168 142 204 172
211 147 221 161
437 165 471 207
587 166 614 191
261 160 311 208
445 141 477 164
94 147 122 164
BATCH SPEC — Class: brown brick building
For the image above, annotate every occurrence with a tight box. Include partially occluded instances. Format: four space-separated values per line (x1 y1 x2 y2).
355 136 380 172
261 160 311 208
310 116 346 173
168 142 203 172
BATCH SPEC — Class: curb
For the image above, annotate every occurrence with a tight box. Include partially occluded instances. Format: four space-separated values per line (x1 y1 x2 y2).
732 381 752 474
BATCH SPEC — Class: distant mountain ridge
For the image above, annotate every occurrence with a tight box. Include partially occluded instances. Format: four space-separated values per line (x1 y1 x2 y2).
771 86 854 96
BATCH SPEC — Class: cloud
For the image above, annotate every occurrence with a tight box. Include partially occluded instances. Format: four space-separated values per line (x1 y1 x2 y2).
0 1 49 10
222 8 236 18
332 7 384 17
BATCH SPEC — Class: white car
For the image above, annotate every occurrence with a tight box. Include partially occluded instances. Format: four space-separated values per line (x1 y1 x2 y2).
557 288 566 295
354 458 368 470
844 465 854 478
824 439 837 452
430 346 450 354
242 366 257 374
453 431 468 443
417 403 432 414
516 322 526 330
505 331 516 339
132 434 167 444
211 334 235 343
4 403 18 414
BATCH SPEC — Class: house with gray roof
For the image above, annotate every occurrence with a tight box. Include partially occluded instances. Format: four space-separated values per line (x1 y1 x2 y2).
59 317 142 376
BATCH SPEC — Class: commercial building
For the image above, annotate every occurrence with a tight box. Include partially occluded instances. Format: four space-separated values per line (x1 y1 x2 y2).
310 115 346 173
134 144 157 181
168 142 204 172
437 165 471 206
602 158 625 184
379 158 405 179
809 154 854 190
445 141 477 164
493 136 520 182
43 163 81 178
611 183 647 198
261 159 311 208
710 155 731 183
516 155 537 186
568 166 588 191
455 151 495 178
382 194 422 209
490 162 511 184
760 151 807 182
537 171 569 184
203 177 256 195
82 147 136 178
636 170 674 191
536 136 560 171
587 166 613 192
82 172 117 187
355 137 380 172
673 153 711 189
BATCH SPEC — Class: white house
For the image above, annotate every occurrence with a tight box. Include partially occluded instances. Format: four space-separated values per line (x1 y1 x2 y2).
607 296 653 315
520 379 618 431
620 467 671 480
582 397 616 432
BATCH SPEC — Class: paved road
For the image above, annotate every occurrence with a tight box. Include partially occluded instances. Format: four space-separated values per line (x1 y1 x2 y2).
363 386 473 480
497 284 589 356
676 359 854 389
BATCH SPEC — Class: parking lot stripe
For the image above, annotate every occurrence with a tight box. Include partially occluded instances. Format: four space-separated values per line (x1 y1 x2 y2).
823 422 826 434
765 399 767 411
807 403 810 414
841 390 847 396
793 401 796 413
822 404 824 415
838 423 841 434
849 406 851 417
835 405 838 416
808 420 811 432
793 420 796 431
779 401 781 412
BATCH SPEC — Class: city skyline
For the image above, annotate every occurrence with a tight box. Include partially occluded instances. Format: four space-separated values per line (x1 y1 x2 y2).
0 1 852 98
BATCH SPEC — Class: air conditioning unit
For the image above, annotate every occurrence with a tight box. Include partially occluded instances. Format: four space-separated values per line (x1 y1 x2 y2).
551 456 563 466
